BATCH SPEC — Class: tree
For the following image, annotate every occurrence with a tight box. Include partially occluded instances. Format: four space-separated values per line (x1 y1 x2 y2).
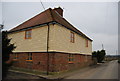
92 49 106 63
100 50 106 62
2 31 16 79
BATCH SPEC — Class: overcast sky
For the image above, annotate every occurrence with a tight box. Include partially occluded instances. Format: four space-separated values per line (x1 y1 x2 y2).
0 2 118 55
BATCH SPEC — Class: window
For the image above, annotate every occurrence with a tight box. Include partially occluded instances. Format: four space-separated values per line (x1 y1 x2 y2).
13 53 18 60
86 39 88 47
26 53 32 61
70 32 75 43
68 54 74 63
25 29 32 39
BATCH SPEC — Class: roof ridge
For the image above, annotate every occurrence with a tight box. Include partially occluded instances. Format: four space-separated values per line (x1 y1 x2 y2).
44 8 53 22
53 9 63 18
49 8 54 21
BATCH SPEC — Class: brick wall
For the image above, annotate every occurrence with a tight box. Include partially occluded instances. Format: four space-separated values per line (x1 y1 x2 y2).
49 52 94 72
10 52 48 72
10 52 94 72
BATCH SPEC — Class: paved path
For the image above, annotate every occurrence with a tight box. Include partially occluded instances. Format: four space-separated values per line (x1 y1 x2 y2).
5 71 44 79
65 60 118 79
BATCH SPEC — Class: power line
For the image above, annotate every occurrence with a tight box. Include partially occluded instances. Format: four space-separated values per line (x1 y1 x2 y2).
40 0 45 10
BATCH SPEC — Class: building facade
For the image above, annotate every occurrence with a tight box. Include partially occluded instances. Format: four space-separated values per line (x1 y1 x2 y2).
8 7 94 73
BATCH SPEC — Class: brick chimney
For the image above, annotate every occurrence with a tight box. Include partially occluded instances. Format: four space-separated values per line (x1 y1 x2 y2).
53 7 63 17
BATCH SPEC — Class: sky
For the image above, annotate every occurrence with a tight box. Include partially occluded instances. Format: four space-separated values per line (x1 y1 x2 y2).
0 2 118 55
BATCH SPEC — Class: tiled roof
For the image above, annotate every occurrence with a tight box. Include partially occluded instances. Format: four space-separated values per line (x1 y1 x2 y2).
9 8 92 41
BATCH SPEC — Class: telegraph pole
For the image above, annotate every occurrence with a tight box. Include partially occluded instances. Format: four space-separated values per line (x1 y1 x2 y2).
102 44 104 50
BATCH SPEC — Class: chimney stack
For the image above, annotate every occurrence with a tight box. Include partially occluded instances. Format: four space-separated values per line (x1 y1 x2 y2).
53 7 63 17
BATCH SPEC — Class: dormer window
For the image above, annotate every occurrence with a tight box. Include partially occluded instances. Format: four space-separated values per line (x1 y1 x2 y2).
25 29 32 39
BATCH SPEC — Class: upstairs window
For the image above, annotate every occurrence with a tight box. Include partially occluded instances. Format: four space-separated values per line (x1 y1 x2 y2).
25 29 32 39
26 53 32 61
86 39 88 47
70 32 75 43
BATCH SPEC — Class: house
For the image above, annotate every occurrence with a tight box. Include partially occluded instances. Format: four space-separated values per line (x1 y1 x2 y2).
8 7 93 73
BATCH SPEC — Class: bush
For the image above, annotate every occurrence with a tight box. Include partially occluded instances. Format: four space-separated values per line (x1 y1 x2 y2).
92 49 106 63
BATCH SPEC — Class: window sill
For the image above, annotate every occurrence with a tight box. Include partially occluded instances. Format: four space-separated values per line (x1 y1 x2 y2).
68 62 74 64
25 38 31 39
26 60 33 61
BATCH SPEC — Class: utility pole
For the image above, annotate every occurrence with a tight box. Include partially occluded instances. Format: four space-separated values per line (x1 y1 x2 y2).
102 44 104 50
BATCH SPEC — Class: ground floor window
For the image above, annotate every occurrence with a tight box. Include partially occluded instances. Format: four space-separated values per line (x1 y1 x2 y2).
13 53 18 60
26 53 32 61
68 54 74 63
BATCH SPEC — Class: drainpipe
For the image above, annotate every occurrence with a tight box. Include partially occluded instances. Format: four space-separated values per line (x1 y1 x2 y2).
46 23 50 75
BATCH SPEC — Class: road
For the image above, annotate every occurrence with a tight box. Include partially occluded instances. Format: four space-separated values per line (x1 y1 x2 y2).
65 60 118 79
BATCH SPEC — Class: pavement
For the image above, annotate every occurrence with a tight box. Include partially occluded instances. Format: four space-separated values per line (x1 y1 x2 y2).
5 60 119 79
5 71 46 79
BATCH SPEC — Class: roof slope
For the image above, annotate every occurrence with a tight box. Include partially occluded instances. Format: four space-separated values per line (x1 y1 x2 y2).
9 8 92 41
10 8 53 32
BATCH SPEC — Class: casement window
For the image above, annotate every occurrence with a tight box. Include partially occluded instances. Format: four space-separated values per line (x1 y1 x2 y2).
26 53 32 61
86 39 88 47
13 53 18 60
68 54 74 63
25 29 32 39
70 32 75 43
